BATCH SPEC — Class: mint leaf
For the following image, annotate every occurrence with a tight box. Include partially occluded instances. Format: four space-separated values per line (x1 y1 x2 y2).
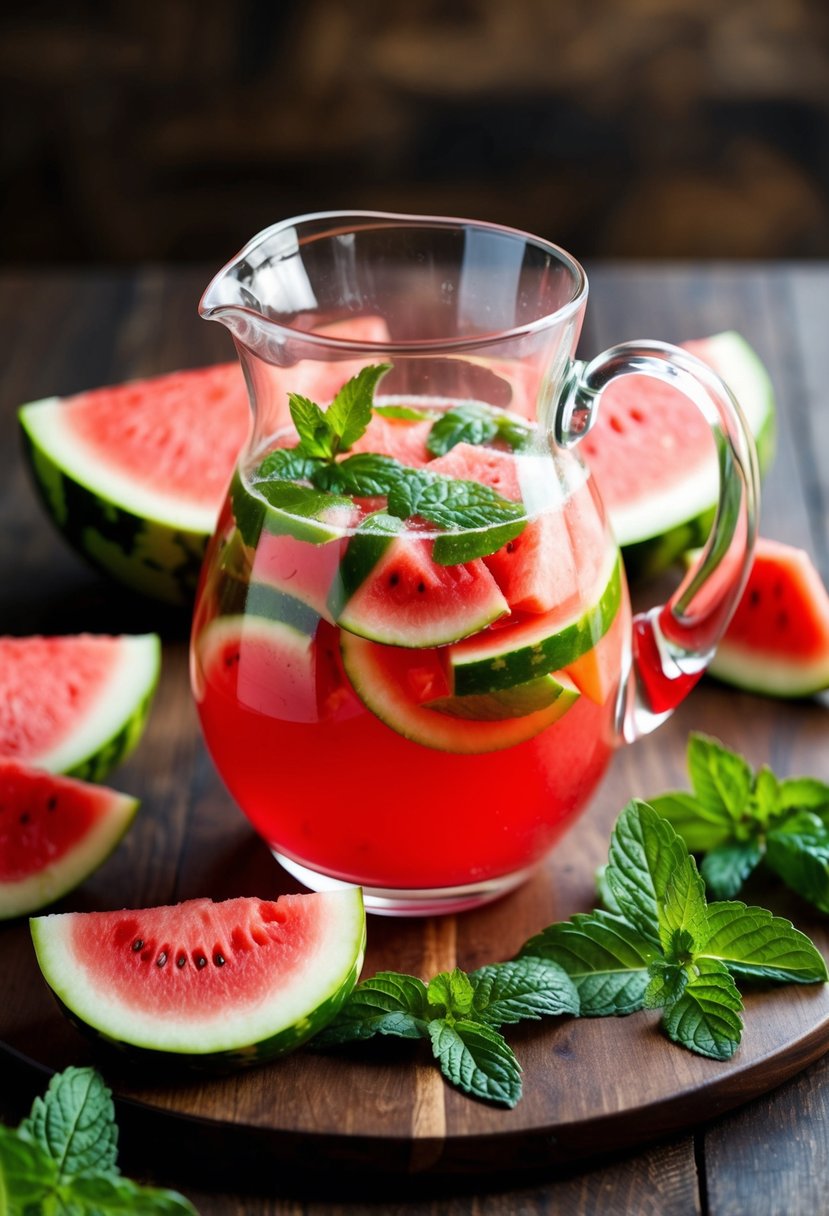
290 393 337 459
2 1068 197 1216
701 841 763 900
469 957 579 1026
765 821 829 914
311 452 408 497
19 1065 117 1180
254 447 320 483
68 1172 198 1213
752 765 781 826
428 968 475 1019
777 776 829 821
660 856 708 957
648 791 733 853
412 477 525 532
325 364 391 452
386 468 434 519
595 864 622 914
687 733 753 824
495 413 535 451
605 801 691 948
701 900 829 983
427 1019 522 1108
254 480 353 525
0 1124 58 1208
660 957 743 1060
314 971 429 1044
643 959 690 1009
426 403 533 456
427 403 499 456
518 909 657 1016
374 404 437 421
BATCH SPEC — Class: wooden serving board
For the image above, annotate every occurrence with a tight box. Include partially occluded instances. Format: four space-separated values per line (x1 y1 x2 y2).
3 640 829 1185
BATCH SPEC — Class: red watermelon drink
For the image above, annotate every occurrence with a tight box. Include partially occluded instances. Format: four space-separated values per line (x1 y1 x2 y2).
194 212 759 915
191 389 630 914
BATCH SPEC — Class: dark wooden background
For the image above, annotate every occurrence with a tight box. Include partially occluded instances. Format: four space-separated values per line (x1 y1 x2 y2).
1 262 828 1214
1 2 828 265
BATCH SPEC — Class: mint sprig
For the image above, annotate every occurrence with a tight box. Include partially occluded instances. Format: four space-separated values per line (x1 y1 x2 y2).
315 959 578 1108
249 365 528 563
0 1066 196 1214
649 733 829 909
520 800 827 1060
426 401 533 456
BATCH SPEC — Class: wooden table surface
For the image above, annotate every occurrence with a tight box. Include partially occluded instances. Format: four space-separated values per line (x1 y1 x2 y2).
1 261 828 1214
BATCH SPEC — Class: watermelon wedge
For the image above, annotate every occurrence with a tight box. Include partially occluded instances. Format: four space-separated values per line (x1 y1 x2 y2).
579 331 776 579
708 538 829 697
30 889 366 1064
18 317 391 605
0 633 160 781
0 762 138 919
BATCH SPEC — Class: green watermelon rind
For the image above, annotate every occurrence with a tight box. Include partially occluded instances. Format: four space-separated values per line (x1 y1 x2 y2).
18 634 162 784
341 630 581 753
448 554 623 697
19 399 212 605
0 777 139 921
29 889 366 1065
608 332 776 580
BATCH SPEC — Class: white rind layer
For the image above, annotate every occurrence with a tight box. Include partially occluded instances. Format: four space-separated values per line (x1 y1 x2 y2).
34 634 161 775
19 397 218 533
30 889 366 1054
710 642 829 698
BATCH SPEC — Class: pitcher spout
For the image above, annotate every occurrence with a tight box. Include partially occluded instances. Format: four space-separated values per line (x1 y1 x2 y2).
199 218 320 351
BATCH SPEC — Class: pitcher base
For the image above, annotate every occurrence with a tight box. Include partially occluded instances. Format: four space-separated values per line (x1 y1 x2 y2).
271 851 536 917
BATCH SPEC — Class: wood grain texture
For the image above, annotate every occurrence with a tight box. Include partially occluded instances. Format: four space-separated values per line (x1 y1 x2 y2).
1 265 827 1213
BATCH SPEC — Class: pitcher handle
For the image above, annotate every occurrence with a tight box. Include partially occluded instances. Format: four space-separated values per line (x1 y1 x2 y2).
556 340 760 742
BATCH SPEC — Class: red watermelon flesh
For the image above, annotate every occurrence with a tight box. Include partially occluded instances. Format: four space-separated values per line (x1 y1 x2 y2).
427 443 580 615
64 894 331 1019
0 762 138 918
0 634 154 773
0 762 133 883
350 413 433 466
51 316 392 522
710 538 829 696
62 364 248 515
579 371 713 527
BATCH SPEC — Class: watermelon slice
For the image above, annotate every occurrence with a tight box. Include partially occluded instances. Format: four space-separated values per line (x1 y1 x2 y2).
579 331 776 579
19 364 249 605
0 762 138 919
30 889 366 1063
426 443 580 615
708 538 829 697
334 518 510 648
340 633 579 752
448 553 623 697
0 633 160 782
17 317 391 605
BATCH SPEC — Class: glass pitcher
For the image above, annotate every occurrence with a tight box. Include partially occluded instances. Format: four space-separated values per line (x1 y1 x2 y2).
191 212 758 916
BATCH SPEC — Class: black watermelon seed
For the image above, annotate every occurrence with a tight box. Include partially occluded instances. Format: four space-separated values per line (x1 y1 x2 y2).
46 796 58 811
176 954 187 968
750 589 761 607
388 572 400 586
196 955 207 969
417 582 426 593
19 812 30 825
214 953 226 967
132 939 144 952
156 952 168 967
